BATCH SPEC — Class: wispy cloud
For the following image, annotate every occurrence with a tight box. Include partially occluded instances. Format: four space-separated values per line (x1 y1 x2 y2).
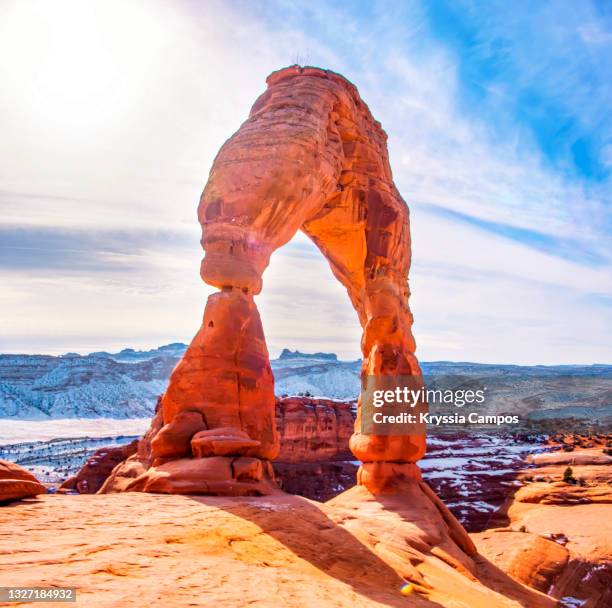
0 225 196 273
421 0 612 182
419 203 608 267
0 0 610 363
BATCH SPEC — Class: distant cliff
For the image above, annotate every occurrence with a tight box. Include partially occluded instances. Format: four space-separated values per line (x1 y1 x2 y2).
0 344 610 420
0 346 359 419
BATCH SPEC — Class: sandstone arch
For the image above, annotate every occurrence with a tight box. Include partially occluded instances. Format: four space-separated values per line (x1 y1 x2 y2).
104 66 425 496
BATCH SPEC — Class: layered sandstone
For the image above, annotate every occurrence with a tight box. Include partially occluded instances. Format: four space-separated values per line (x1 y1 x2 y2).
275 396 354 463
115 65 424 495
0 459 46 503
273 396 356 500
474 441 612 607
94 397 355 498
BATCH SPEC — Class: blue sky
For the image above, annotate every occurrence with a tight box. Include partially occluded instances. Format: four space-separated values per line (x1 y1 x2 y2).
0 0 610 363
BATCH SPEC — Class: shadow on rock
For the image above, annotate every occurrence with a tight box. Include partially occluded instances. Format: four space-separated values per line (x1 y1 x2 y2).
188 493 444 608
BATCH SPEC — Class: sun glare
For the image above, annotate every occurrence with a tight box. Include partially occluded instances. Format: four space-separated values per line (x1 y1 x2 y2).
0 0 175 139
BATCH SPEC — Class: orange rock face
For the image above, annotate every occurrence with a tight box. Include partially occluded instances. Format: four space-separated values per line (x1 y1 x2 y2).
275 396 354 463
121 65 424 495
0 459 46 503
1 492 555 608
159 290 278 462
59 440 138 494
474 442 612 607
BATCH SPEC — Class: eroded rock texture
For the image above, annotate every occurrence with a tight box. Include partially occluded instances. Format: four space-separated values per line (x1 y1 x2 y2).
275 396 354 463
0 459 46 504
100 396 356 497
59 440 139 494
474 442 612 607
115 65 424 495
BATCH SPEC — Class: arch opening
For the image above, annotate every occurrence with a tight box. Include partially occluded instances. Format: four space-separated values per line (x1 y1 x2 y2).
257 231 361 364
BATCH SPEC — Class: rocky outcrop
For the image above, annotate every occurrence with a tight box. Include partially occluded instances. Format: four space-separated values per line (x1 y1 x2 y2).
120 456 275 496
119 290 278 495
272 396 356 500
475 531 569 593
116 65 424 496
59 440 138 494
95 396 354 497
0 459 46 503
275 396 353 463
474 441 612 607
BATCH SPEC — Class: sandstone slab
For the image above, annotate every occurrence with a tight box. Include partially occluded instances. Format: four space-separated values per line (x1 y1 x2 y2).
0 491 554 607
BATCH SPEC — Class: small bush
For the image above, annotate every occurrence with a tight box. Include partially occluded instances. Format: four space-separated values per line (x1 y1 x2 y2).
563 466 576 484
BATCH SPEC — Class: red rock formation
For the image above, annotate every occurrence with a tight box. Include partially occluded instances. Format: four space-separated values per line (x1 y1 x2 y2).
113 65 425 495
272 396 356 500
156 290 278 463
100 396 355 496
66 396 350 498
275 396 354 463
0 459 46 503
59 440 138 494
474 441 612 607
475 531 569 594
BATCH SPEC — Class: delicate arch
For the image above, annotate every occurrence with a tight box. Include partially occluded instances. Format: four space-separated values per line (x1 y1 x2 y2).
107 66 425 496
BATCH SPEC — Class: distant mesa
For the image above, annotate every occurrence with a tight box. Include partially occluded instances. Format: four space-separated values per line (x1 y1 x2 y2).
111 343 188 361
158 342 188 351
278 348 338 361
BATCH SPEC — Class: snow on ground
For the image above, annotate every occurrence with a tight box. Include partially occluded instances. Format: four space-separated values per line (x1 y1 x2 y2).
0 418 150 444
415 432 546 529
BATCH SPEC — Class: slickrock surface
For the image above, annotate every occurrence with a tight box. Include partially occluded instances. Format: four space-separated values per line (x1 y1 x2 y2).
474 442 612 607
0 490 552 608
123 65 424 495
0 459 46 503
